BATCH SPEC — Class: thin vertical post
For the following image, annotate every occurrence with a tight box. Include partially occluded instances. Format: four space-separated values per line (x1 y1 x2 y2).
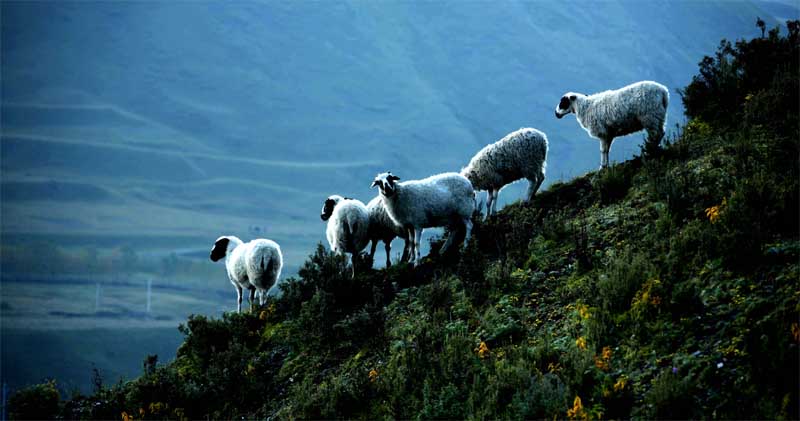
95 282 101 312
146 279 152 314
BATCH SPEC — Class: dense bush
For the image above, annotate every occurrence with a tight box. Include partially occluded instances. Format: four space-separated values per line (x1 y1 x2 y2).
9 20 799 420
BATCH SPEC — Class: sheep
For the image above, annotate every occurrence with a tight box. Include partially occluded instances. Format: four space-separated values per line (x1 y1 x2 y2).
366 196 411 267
554 80 669 169
320 195 370 276
461 127 548 217
209 235 283 313
371 171 475 265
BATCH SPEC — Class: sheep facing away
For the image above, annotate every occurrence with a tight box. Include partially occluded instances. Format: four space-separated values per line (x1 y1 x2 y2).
555 80 669 169
210 235 283 313
366 196 410 267
461 127 548 217
371 171 475 265
320 195 370 276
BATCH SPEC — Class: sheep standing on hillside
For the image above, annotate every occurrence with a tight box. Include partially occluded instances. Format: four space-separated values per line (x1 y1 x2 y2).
366 196 410 267
554 80 669 169
371 172 475 265
461 127 548 217
210 235 283 313
320 195 370 276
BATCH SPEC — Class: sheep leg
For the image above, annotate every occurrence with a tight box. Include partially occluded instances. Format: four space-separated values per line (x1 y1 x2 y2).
526 175 544 203
599 138 612 169
407 227 416 264
384 240 392 268
646 125 664 149
236 285 243 314
413 228 423 265
485 190 494 218
441 225 457 255
400 238 410 263
248 287 256 311
463 217 473 248
491 190 499 214
369 239 378 264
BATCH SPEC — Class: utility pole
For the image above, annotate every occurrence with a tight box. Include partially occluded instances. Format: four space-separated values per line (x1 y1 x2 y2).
146 279 152 314
95 282 101 312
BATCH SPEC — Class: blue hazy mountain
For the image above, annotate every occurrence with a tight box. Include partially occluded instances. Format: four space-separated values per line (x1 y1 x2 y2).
1 0 797 393
2 1 792 271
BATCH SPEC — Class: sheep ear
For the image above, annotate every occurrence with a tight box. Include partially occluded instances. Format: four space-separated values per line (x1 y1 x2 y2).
569 95 577 101
388 175 400 182
371 180 380 188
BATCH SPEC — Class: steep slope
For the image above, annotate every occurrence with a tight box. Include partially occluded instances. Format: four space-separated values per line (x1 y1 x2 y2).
7 21 798 420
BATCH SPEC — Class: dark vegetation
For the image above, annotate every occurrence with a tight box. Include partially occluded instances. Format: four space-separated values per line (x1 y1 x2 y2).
8 22 799 420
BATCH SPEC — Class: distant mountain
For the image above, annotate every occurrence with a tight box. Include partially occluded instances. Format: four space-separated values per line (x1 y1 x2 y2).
1 1 795 272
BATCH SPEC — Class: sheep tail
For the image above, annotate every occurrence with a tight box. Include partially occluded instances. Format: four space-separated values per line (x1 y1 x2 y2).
258 255 275 279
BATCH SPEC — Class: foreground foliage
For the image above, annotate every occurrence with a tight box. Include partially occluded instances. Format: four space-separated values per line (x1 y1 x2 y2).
10 21 799 421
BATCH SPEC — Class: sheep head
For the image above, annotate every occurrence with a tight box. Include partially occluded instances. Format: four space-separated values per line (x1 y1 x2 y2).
210 236 231 262
555 93 578 119
371 172 401 197
320 195 345 221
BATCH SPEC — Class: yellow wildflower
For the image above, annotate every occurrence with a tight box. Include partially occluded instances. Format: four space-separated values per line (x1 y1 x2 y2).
368 368 379 382
594 346 612 371
476 341 490 358
121 411 132 421
792 323 800 343
149 402 165 414
139 407 145 417
577 303 591 320
575 337 587 350
613 376 628 392
566 395 588 420
174 408 187 421
705 198 726 224
259 310 268 320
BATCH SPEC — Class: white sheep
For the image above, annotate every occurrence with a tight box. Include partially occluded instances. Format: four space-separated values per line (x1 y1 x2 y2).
366 196 410 267
371 172 475 265
209 235 283 313
554 80 669 169
461 127 548 217
320 195 370 276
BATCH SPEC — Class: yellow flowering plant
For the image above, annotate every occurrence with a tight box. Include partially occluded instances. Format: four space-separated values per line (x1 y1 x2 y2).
613 376 628 392
705 198 726 224
594 346 612 371
475 341 490 358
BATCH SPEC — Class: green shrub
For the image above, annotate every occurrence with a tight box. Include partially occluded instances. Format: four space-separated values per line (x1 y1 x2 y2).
642 370 697 419
8 380 60 420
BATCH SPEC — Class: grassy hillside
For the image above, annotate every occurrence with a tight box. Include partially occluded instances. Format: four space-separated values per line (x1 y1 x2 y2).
8 20 800 421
